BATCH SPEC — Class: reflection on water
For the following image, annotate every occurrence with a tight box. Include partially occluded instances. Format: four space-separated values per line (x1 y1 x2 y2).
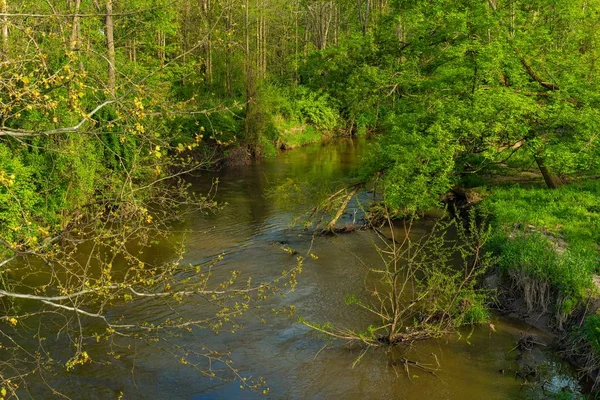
31 138 584 399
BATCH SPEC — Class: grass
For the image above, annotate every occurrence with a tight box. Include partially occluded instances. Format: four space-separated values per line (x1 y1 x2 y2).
271 114 327 150
480 180 600 315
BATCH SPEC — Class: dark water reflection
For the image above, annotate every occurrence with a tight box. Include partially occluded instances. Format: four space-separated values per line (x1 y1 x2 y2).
30 138 583 399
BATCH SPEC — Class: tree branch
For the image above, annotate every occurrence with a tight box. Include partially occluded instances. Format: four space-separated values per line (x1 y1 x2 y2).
518 53 559 91
0 100 116 137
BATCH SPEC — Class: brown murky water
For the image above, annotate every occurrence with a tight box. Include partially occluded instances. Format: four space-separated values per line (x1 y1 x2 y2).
27 139 584 399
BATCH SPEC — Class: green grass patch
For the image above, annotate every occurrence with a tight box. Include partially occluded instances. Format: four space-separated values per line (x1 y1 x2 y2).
272 115 325 150
480 181 600 313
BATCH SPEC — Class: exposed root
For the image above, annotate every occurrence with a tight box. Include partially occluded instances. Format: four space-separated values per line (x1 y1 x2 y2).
563 334 600 390
509 270 550 314
225 146 252 167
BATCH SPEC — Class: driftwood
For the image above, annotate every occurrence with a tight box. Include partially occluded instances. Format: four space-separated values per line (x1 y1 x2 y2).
509 332 547 353
322 187 360 233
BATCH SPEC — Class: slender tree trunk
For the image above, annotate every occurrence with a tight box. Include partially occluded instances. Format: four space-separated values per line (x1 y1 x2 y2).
205 0 212 84
333 4 338 46
255 4 260 78
225 5 232 96
244 0 252 140
294 4 299 84
535 155 562 189
105 0 116 95
358 0 370 36
1 0 8 59
181 0 189 64
510 2 515 39
157 30 166 65
207 38 212 83
303 14 309 57
129 38 137 63
262 6 266 79
69 0 81 51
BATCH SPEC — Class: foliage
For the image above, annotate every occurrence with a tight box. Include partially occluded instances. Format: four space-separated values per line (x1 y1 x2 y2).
360 113 459 216
315 0 600 215
291 87 340 133
0 0 310 397
2 0 600 395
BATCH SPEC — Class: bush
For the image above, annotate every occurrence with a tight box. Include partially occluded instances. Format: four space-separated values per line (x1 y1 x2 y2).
293 87 340 133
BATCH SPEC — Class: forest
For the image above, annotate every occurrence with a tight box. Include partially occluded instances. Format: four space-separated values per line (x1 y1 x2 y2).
0 0 599 398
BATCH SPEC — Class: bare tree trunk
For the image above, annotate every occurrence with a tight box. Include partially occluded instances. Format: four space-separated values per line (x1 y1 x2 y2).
129 38 137 63
303 14 309 57
333 4 338 46
105 0 116 95
294 3 299 84
357 0 371 36
307 2 333 50
204 0 212 84
181 0 189 64
157 30 166 65
206 36 212 83
256 4 260 78
255 0 266 80
244 0 252 140
1 0 8 59
510 1 515 39
261 6 266 79
225 4 232 96
69 0 81 50
535 156 562 189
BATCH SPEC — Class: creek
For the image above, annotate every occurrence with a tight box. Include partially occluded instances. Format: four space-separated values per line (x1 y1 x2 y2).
33 138 584 399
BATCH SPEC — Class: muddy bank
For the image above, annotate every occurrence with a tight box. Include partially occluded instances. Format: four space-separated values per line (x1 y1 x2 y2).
483 268 600 391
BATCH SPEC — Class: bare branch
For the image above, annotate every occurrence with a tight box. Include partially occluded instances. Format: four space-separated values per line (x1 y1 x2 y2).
0 100 116 137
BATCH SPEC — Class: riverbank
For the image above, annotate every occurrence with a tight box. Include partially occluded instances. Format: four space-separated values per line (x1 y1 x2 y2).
344 176 600 390
473 180 600 388
200 84 350 164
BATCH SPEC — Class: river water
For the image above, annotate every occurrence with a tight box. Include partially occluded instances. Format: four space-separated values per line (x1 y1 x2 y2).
28 139 584 399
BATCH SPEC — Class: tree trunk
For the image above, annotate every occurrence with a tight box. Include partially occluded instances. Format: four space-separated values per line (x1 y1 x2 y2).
129 38 137 63
105 0 115 96
255 4 260 77
69 0 81 51
225 5 232 96
244 0 252 141
1 0 8 59
333 4 338 46
157 30 166 65
357 0 370 36
294 2 299 84
204 0 212 84
260 4 267 79
303 14 309 57
535 156 562 189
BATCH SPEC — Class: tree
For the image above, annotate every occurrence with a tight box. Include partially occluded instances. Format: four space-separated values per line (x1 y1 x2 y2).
0 1 309 397
346 0 600 215
1 0 7 59
105 0 115 95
